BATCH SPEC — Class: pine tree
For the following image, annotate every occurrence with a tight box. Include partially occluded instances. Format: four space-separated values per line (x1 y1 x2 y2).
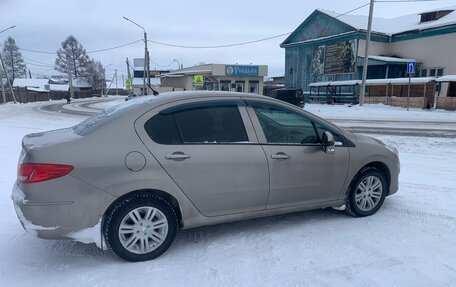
1 37 26 82
55 35 90 79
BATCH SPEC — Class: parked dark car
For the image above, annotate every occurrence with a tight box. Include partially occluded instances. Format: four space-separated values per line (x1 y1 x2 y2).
268 88 304 108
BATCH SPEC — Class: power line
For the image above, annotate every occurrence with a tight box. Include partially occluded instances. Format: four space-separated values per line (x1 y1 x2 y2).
147 32 292 49
0 39 143 55
145 3 371 49
24 61 54 68
150 59 177 68
22 55 54 66
87 39 143 53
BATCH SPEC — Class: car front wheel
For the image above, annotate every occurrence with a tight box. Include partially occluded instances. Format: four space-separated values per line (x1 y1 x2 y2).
346 167 388 217
104 193 177 262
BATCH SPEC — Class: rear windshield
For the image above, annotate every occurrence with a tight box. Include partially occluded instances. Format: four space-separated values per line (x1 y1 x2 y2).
73 96 155 136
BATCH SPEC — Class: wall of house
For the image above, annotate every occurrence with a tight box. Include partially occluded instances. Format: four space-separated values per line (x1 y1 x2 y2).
357 39 389 57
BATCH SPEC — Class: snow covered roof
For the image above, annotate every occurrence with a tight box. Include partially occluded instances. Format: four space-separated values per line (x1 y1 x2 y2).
309 77 436 87
319 6 456 35
162 69 212 76
436 75 456 82
13 78 49 89
363 56 416 64
49 84 69 92
72 78 91 88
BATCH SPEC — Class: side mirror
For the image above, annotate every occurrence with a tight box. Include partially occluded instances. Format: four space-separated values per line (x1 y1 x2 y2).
322 131 335 154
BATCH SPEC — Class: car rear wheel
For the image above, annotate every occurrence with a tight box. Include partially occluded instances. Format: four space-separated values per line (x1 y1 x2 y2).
104 193 177 262
346 167 387 217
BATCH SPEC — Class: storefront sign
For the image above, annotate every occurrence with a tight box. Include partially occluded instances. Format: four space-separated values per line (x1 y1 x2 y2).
225 65 259 77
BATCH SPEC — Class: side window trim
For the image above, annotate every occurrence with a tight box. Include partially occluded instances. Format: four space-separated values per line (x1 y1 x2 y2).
159 99 244 115
146 99 256 145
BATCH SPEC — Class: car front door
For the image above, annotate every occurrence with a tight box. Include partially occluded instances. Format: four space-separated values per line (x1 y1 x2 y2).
135 97 270 217
245 100 350 209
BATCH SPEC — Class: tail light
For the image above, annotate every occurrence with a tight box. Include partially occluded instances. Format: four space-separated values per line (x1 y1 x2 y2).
18 163 73 183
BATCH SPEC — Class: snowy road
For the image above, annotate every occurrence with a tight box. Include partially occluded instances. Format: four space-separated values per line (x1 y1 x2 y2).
0 100 455 286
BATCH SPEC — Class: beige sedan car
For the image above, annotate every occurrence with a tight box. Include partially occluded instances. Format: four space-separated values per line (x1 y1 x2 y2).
12 91 399 261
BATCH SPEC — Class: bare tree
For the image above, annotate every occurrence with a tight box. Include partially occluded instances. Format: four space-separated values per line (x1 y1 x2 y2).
55 35 89 79
86 59 106 93
1 37 26 82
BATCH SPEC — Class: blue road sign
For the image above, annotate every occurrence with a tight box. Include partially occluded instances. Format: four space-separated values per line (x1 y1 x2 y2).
407 62 416 74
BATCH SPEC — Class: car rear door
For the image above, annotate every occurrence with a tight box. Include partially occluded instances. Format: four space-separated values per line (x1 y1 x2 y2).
245 99 350 209
135 97 270 217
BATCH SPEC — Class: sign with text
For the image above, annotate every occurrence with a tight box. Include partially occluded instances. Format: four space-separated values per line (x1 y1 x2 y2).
225 65 259 77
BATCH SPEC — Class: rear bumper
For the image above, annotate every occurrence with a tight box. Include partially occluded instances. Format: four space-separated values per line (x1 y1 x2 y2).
11 179 115 248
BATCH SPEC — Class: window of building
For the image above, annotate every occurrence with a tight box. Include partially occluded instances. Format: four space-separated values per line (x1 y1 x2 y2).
145 103 248 144
220 81 230 91
429 69 436 77
248 81 259 94
437 68 444 77
251 102 319 145
420 69 428 77
289 68 293 76
420 10 453 23
235 82 244 93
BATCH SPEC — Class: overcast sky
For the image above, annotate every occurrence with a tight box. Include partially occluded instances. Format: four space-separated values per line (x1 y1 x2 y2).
1 0 454 80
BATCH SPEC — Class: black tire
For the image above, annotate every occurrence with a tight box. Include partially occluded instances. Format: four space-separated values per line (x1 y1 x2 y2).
346 167 388 217
104 192 177 262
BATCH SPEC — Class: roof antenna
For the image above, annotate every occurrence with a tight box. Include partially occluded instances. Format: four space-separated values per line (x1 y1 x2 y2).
145 81 159 95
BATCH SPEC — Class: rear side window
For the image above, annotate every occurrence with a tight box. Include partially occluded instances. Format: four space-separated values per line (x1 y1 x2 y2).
144 103 249 144
144 113 181 144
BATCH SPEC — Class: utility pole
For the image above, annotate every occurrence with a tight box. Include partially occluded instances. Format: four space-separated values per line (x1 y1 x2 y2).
115 69 118 96
1 67 5 104
123 17 149 95
145 32 150 95
0 52 16 103
126 57 133 95
0 25 17 103
359 0 375 106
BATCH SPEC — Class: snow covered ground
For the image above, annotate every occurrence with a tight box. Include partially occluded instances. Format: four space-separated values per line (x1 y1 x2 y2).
0 100 455 286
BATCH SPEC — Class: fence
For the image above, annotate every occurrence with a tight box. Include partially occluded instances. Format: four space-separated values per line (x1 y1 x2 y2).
436 97 456 111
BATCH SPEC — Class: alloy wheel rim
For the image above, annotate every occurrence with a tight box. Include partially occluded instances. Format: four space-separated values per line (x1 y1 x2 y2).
118 206 168 254
355 175 383 211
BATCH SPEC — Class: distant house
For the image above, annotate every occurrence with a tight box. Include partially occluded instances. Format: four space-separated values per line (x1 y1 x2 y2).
281 6 456 109
72 78 92 98
13 79 50 92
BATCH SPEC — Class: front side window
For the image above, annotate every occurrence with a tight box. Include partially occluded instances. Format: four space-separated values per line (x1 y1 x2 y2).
145 103 249 144
251 102 319 144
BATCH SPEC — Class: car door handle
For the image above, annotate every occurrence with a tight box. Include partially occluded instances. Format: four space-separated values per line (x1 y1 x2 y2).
165 152 191 160
271 153 290 160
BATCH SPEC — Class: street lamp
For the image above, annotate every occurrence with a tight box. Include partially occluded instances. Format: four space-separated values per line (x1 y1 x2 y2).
0 25 17 104
173 59 181 70
123 17 150 95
